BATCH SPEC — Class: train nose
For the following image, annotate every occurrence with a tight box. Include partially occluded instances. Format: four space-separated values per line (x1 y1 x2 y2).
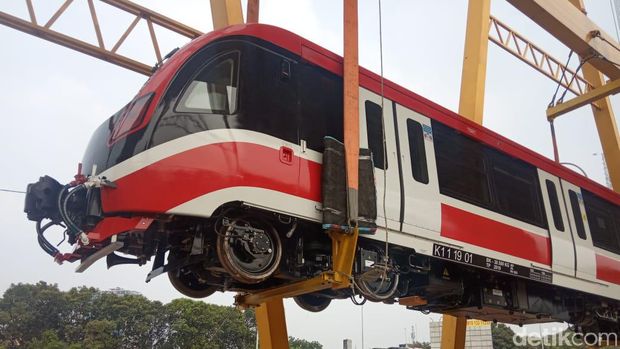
24 167 139 270
24 169 93 263
24 175 64 223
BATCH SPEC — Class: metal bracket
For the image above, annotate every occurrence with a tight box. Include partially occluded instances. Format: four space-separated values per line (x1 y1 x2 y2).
75 241 124 273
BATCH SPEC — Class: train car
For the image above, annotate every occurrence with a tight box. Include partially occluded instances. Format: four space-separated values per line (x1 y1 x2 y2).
24 23 620 335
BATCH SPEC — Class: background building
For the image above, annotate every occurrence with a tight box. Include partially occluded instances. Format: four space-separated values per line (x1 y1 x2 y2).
430 318 493 349
107 287 141 297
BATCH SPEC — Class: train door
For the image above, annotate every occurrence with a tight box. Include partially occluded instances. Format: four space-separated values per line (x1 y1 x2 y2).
538 170 575 276
561 180 597 281
394 104 441 233
359 88 401 230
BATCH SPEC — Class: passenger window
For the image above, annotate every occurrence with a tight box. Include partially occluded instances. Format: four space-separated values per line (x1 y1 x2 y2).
545 180 565 232
365 101 387 169
176 52 239 114
433 120 547 228
488 148 546 227
583 190 620 254
433 121 491 208
406 119 429 184
569 190 587 240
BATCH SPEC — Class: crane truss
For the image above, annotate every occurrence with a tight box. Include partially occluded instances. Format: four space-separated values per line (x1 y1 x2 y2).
0 0 202 76
489 15 593 97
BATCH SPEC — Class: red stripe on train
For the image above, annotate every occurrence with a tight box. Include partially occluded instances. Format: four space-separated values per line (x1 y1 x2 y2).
596 254 620 285
101 142 322 214
440 204 551 266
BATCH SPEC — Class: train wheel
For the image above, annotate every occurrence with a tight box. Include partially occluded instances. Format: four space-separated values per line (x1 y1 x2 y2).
216 215 282 284
294 294 332 312
168 268 217 298
355 263 399 302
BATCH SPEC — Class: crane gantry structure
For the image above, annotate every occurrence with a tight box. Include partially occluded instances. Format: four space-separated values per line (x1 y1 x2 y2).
2 1 620 348
452 1 620 347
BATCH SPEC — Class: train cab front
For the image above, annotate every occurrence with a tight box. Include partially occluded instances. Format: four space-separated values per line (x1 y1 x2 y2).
22 86 206 283
21 26 221 273
22 28 318 299
22 74 164 270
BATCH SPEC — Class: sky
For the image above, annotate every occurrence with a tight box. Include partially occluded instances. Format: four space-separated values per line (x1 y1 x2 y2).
0 1 619 348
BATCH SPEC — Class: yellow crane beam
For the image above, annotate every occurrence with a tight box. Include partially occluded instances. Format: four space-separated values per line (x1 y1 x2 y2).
209 0 244 30
547 78 620 120
441 316 468 349
457 0 491 125
255 299 289 349
236 272 337 306
507 0 620 80
247 0 259 23
579 64 620 191
566 0 620 192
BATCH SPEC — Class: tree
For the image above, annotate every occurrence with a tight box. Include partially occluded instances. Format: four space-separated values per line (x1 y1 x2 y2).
61 286 103 345
82 320 119 349
289 336 323 349
0 282 67 347
0 282 320 349
492 323 519 349
63 286 166 347
162 298 255 349
95 293 164 348
411 341 431 349
26 330 67 349
244 308 257 336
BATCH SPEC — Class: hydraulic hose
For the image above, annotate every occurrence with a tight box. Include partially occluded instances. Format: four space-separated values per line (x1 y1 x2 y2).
56 185 71 225
60 184 86 240
36 220 60 257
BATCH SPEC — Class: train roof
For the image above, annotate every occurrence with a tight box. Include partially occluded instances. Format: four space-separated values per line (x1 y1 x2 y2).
144 23 620 206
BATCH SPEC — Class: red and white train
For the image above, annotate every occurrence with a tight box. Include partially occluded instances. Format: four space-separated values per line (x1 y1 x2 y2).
25 24 620 335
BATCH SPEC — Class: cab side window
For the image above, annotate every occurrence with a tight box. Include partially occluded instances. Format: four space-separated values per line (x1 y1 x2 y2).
176 51 239 114
583 190 620 253
299 63 343 151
